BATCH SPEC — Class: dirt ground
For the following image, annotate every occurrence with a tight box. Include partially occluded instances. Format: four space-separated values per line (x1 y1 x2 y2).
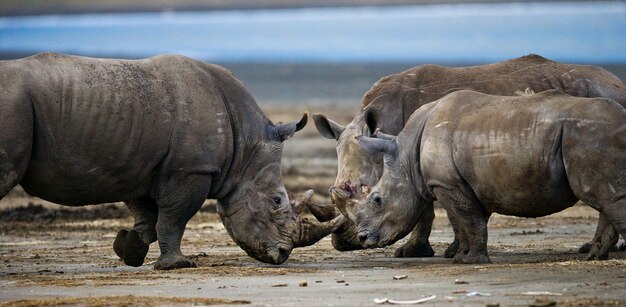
1 106 625 306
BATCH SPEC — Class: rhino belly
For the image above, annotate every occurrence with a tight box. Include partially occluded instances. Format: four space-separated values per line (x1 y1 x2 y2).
19 133 158 206
468 154 578 218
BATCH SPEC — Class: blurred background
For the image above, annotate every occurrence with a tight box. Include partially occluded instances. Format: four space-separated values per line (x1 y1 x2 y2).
1 0 625 106
1 0 625 197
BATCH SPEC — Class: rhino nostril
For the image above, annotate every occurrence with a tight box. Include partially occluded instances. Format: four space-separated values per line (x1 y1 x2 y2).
357 231 369 246
278 247 289 263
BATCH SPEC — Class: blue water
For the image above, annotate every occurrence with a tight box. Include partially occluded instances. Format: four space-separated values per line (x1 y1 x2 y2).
0 1 625 63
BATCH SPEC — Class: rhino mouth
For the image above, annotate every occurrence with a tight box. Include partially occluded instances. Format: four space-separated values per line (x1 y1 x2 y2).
235 241 293 265
357 229 380 248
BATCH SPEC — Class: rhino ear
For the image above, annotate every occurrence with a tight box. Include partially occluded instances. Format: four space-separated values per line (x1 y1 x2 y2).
364 108 381 136
270 112 308 142
356 135 397 156
313 114 346 140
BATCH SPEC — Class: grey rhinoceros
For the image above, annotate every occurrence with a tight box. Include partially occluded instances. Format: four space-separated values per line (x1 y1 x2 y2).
312 54 626 258
350 90 625 263
0 53 343 270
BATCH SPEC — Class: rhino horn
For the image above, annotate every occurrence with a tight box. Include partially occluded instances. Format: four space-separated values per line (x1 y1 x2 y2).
356 135 397 156
294 215 346 248
290 189 341 221
330 186 357 221
331 219 363 251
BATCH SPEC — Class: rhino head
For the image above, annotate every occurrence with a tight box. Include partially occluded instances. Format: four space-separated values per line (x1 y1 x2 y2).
312 108 389 249
313 110 385 198
351 133 423 248
218 113 345 264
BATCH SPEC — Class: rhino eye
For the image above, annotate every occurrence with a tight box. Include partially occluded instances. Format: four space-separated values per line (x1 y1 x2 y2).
273 197 282 205
373 196 382 206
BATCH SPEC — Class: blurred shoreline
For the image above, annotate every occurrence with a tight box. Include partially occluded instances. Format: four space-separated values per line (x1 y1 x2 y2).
0 0 597 16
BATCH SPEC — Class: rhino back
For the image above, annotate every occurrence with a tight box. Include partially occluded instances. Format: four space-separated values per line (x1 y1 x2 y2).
359 54 626 136
13 53 232 205
418 90 617 217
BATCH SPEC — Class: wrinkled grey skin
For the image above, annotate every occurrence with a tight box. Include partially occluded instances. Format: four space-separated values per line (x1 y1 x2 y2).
313 54 626 257
352 90 626 264
0 53 343 270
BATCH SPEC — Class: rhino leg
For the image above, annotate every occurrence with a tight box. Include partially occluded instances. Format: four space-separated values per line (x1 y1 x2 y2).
113 197 158 267
444 213 462 258
153 174 211 270
394 202 435 257
114 229 149 267
444 238 461 259
435 188 491 264
587 213 619 260
452 220 470 263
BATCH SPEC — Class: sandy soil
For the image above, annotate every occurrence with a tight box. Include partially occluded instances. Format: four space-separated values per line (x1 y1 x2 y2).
1 106 625 306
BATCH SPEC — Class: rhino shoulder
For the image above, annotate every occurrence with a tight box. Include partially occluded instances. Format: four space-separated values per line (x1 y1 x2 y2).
361 64 446 108
28 52 68 61
511 54 553 65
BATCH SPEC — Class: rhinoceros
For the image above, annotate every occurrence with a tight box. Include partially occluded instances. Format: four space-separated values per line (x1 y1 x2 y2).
0 53 343 270
312 54 626 258
350 90 625 263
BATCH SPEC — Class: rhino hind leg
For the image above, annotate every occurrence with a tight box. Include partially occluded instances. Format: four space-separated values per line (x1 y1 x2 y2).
394 202 435 257
153 174 212 270
440 213 462 258
113 198 159 266
587 197 626 260
114 229 149 267
126 197 159 244
586 213 619 260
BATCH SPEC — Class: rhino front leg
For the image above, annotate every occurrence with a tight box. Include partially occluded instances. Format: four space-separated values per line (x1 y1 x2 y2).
435 188 491 264
113 197 158 267
394 201 435 257
153 174 212 270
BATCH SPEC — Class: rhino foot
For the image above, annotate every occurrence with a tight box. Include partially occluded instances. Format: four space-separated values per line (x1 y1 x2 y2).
579 242 592 254
444 238 460 258
113 229 149 267
579 242 620 254
394 241 434 258
154 254 196 270
453 252 491 264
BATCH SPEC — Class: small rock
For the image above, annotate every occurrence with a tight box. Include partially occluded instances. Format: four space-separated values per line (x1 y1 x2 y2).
486 303 500 307
529 298 556 307
315 280 322 283
393 275 408 280
336 279 345 283
299 281 308 287
271 283 288 287
455 279 469 284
